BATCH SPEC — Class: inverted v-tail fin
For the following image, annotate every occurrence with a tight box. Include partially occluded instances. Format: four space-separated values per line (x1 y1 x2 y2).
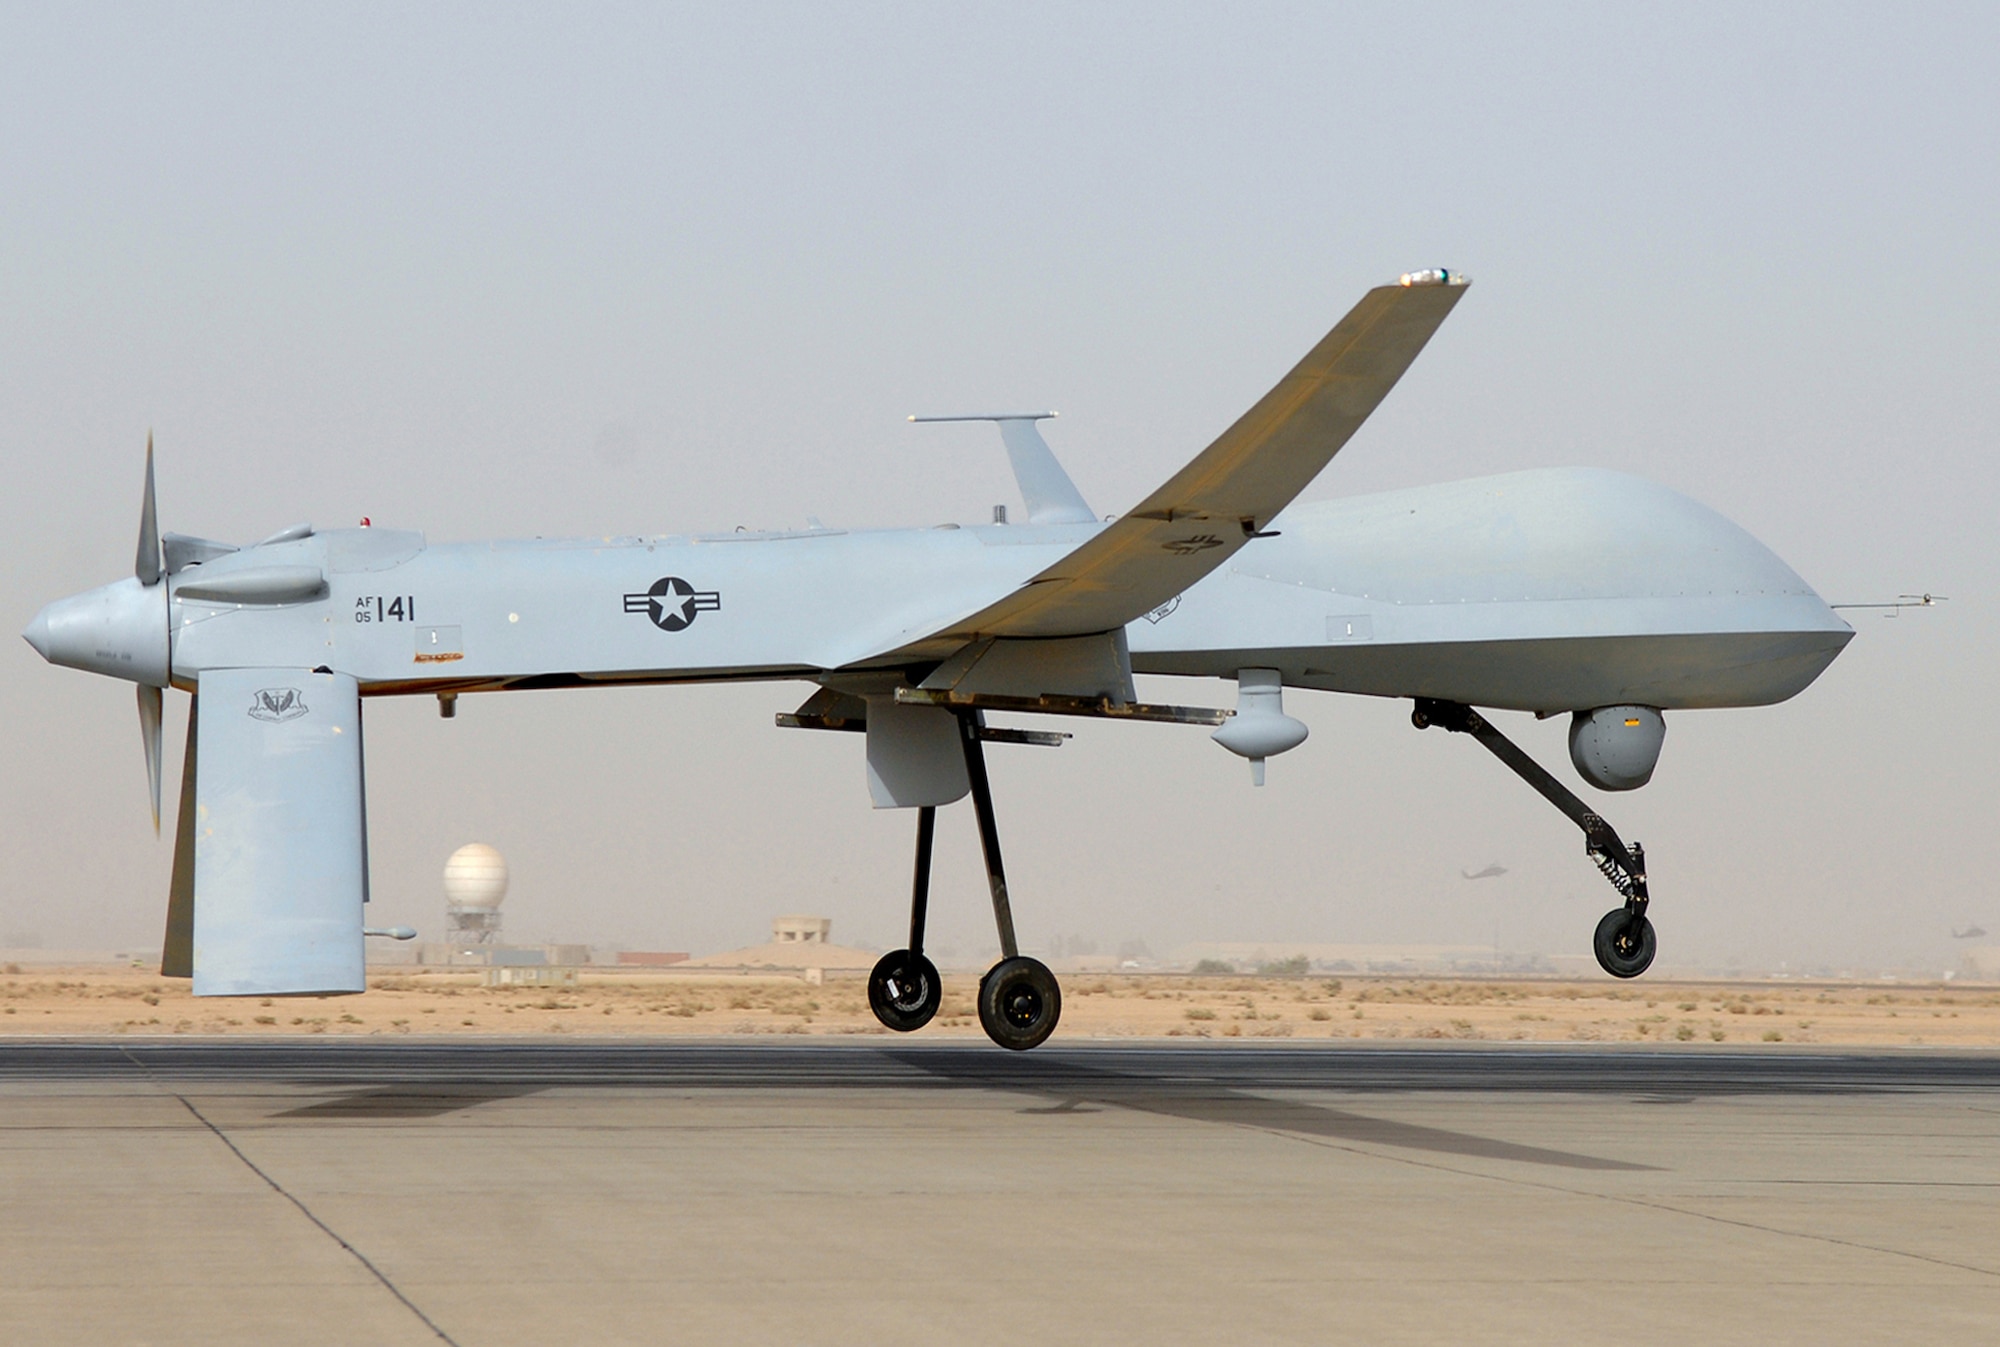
909 413 1096 525
188 668 368 996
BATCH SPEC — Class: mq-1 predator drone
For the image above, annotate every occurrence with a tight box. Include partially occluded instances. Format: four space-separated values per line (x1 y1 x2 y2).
23 271 1853 1050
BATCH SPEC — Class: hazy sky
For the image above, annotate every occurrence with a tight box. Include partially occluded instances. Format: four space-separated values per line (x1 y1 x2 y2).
3 3 1994 972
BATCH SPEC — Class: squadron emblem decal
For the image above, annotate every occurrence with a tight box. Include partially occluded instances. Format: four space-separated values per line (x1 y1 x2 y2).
247 687 309 722
624 576 721 632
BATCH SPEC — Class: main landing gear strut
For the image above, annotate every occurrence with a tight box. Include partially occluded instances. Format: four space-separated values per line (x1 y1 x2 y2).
867 711 1063 1049
1411 698 1656 978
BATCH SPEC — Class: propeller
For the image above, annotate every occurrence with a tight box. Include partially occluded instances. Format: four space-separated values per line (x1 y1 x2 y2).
139 684 163 834
136 432 161 586
135 435 167 832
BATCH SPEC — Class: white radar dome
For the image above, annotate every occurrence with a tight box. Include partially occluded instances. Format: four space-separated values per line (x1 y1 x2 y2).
443 843 509 910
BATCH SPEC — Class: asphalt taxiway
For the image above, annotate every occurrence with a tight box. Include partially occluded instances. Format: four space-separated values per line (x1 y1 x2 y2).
5 1041 1998 1345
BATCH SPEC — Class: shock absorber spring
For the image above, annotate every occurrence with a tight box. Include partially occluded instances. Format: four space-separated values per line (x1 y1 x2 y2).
1590 847 1637 899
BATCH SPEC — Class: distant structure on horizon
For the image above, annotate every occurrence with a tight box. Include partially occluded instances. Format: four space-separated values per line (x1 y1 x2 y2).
771 915 832 945
443 842 508 946
680 915 877 975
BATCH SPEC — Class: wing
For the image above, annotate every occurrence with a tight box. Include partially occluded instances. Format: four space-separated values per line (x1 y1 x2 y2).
882 275 1468 657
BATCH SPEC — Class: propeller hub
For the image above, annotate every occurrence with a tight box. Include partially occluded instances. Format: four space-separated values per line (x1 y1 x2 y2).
22 577 170 685
21 608 49 660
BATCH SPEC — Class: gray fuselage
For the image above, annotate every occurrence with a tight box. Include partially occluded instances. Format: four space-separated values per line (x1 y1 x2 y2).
161 467 1849 713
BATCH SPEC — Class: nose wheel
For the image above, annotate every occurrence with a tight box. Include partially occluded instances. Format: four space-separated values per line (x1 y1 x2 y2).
1414 698 1660 980
1594 907 1656 978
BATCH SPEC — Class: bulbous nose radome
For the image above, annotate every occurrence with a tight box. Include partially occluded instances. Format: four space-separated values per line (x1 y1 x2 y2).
21 577 171 685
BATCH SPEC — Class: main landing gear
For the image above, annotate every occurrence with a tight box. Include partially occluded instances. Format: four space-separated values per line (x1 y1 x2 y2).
1412 698 1655 979
867 712 1063 1050
866 803 943 1032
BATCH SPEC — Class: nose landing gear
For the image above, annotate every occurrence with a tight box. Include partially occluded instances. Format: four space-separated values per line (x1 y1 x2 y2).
1412 698 1656 979
864 712 1064 1049
1594 906 1656 979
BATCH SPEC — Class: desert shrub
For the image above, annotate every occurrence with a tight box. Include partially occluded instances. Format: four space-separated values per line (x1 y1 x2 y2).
1191 959 1235 975
1258 955 1309 977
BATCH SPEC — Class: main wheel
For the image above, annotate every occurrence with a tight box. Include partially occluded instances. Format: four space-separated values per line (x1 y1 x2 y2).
868 949 942 1032
977 956 1062 1051
1594 909 1657 978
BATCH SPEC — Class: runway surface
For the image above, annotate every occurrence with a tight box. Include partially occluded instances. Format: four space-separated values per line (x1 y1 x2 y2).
6 1040 1999 1345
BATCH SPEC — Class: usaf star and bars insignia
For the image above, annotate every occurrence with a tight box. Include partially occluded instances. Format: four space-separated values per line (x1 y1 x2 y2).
623 576 721 632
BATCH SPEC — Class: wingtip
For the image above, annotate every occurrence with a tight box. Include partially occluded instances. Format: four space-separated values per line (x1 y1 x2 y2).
1398 268 1472 288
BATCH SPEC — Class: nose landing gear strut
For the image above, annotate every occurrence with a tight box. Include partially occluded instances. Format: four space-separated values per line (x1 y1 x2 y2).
1411 698 1654 978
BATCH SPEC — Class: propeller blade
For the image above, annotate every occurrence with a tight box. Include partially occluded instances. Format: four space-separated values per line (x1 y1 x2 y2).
139 683 163 834
136 432 161 586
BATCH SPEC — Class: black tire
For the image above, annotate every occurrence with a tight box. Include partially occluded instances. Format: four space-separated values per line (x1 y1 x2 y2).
1594 909 1657 978
867 949 942 1032
977 956 1062 1051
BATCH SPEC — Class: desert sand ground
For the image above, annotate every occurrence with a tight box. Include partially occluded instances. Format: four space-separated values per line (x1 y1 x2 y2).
5 963 1999 1046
